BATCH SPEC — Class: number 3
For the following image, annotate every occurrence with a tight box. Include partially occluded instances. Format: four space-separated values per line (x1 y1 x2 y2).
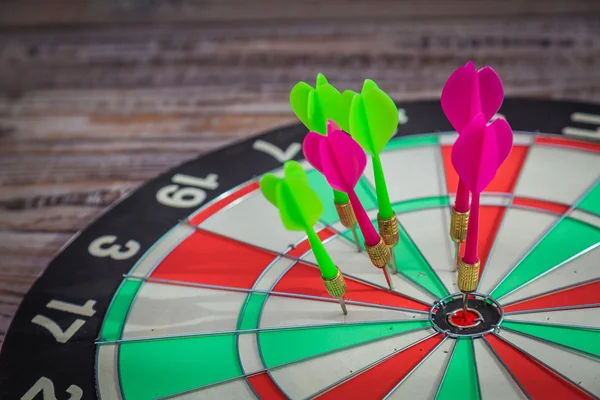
88 235 140 260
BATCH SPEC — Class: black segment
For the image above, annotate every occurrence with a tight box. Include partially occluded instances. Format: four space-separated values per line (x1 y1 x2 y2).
0 99 598 399
431 297 503 337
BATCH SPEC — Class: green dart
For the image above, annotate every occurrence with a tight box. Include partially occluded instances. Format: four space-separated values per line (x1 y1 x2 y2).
348 79 401 273
290 73 361 252
260 161 348 315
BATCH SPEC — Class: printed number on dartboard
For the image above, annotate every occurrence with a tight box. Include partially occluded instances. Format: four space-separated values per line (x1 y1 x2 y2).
21 377 83 400
31 300 97 344
156 173 220 208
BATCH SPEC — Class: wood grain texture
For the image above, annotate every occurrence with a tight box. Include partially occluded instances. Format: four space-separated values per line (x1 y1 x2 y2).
1 0 599 347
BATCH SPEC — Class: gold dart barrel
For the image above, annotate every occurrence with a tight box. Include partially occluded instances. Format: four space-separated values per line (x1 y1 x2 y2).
378 213 399 247
335 201 357 229
322 268 347 298
457 258 480 293
365 237 391 268
450 208 469 243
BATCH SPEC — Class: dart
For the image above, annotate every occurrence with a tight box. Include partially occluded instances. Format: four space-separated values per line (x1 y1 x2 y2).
303 120 394 290
347 79 400 273
441 61 504 265
290 73 362 251
452 111 513 314
260 160 348 315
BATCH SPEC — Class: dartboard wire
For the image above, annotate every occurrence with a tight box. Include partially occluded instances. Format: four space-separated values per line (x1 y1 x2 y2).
381 335 450 400
502 319 600 335
491 332 599 399
314 220 439 304
360 177 452 297
432 336 459 400
488 177 600 301
500 325 600 362
496 241 600 303
480 335 534 400
95 318 428 345
155 326 432 400
121 275 429 314
501 276 600 308
305 331 441 399
471 337 483 400
476 134 537 292
181 218 433 308
503 303 600 316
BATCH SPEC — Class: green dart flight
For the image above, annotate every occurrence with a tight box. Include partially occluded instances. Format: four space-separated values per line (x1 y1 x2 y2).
260 160 348 315
289 73 362 252
347 79 401 273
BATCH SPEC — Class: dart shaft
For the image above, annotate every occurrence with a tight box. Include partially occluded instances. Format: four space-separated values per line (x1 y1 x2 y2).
463 192 480 265
455 179 470 212
347 190 379 246
371 154 394 218
306 228 337 279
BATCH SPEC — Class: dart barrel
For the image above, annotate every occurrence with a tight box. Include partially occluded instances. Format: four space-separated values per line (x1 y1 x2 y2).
457 259 481 293
335 201 357 229
378 213 399 247
450 208 469 243
365 237 391 268
322 268 347 297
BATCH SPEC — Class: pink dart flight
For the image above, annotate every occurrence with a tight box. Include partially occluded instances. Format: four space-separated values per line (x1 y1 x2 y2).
303 121 380 247
441 61 504 133
451 113 514 264
441 61 505 214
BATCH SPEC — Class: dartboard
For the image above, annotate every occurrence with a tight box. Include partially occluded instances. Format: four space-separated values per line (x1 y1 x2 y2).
1 99 599 400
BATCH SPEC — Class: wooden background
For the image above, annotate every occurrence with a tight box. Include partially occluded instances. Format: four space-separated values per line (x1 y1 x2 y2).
1 0 599 346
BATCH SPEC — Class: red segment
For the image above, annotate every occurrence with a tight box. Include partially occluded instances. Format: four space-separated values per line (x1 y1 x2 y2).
273 262 430 311
151 229 276 289
316 334 443 400
458 206 505 277
247 372 286 400
189 181 260 225
513 197 569 215
504 279 600 313
485 334 594 400
287 227 337 258
535 136 600 153
442 145 528 194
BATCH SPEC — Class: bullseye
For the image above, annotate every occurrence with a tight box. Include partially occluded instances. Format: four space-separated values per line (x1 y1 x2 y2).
429 292 504 338
447 308 483 329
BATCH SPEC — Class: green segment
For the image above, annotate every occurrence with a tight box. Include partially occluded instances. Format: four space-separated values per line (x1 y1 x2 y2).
491 217 600 299
341 210 448 299
238 293 267 331
577 182 600 216
385 134 439 151
99 279 141 341
393 196 450 214
306 169 377 225
503 321 600 358
436 338 480 400
120 334 242 400
372 154 394 218
307 227 338 279
259 320 429 368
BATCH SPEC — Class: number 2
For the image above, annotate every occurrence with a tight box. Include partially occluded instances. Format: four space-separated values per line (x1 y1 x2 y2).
21 377 82 400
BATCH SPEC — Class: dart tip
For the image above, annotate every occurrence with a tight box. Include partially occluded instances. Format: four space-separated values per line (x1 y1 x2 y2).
454 242 460 268
389 247 397 274
383 268 394 290
338 296 348 315
462 292 469 314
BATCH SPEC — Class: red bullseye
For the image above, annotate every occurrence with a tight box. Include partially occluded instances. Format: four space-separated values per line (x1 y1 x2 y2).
449 309 481 327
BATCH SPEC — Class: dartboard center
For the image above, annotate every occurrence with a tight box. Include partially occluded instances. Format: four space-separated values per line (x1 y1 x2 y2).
429 292 504 338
